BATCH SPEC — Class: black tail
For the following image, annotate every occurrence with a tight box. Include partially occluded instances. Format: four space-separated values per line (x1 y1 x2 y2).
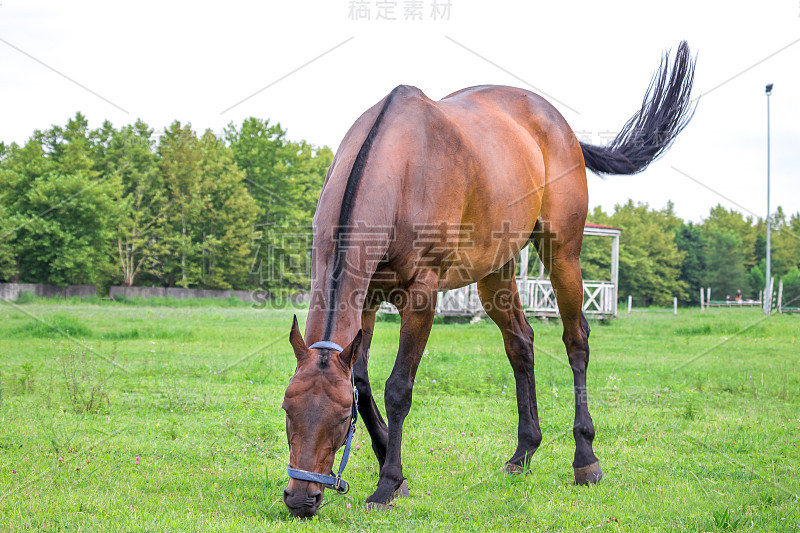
580 41 696 175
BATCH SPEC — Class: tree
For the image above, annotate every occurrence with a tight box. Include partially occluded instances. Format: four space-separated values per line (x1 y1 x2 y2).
92 120 168 287
153 122 205 287
770 206 800 278
193 130 258 289
675 222 707 305
226 118 332 294
782 267 800 308
0 114 118 285
581 206 611 281
703 227 750 300
700 205 760 299
0 203 18 281
747 263 765 299
138 124 260 290
589 201 687 306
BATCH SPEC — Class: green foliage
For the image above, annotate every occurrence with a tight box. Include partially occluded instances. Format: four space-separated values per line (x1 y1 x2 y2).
579 228 610 281
14 290 36 304
95 119 166 288
747 263 766 299
152 122 206 288
226 118 332 295
193 131 259 289
0 114 330 293
0 114 119 285
782 266 800 308
581 202 798 307
702 205 759 269
675 222 707 305
586 201 687 306
770 207 800 278
0 202 19 281
1 113 797 306
11 314 91 338
703 227 751 300
699 206 759 299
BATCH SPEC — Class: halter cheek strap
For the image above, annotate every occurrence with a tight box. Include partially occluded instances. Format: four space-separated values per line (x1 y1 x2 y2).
286 340 358 495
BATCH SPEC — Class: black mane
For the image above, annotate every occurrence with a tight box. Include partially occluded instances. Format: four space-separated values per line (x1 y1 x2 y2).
322 85 403 340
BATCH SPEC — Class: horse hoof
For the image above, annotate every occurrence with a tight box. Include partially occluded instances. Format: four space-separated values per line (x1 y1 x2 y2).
504 463 530 475
366 500 396 511
573 461 603 485
395 479 410 498
365 480 409 511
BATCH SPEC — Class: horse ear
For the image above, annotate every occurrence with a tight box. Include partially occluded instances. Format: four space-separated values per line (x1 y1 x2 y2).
338 330 363 370
289 315 307 361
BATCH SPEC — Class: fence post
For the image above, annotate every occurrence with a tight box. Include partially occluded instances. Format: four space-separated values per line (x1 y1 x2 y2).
707 287 711 305
777 279 783 314
627 295 632 314
673 297 678 315
699 288 704 311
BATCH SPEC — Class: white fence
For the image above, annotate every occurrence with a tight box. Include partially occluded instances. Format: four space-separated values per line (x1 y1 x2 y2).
379 224 621 319
380 278 616 318
518 278 615 317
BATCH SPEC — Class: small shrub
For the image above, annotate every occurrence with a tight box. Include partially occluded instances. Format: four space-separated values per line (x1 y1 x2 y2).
674 321 765 337
101 326 194 341
17 363 35 394
112 296 250 308
14 290 36 304
59 344 115 414
12 314 92 339
674 323 713 336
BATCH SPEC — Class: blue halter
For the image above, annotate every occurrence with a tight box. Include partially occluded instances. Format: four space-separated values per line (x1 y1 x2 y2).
308 340 343 352
286 340 358 494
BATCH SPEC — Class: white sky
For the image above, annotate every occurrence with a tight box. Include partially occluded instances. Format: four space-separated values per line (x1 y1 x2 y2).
1 0 798 223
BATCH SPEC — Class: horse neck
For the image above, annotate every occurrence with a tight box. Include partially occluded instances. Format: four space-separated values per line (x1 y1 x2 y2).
304 220 391 348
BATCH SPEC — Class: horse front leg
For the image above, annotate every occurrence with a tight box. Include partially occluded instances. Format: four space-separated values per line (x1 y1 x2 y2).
477 259 543 473
366 274 438 508
353 297 389 469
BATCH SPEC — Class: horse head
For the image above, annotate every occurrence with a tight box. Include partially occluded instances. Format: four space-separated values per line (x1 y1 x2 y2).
282 315 362 517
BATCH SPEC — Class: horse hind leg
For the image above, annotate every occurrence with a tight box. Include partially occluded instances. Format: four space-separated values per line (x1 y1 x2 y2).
477 259 543 474
534 220 602 484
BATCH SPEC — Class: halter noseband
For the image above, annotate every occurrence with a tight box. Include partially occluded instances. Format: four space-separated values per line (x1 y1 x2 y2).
286 340 359 495
307 340 343 352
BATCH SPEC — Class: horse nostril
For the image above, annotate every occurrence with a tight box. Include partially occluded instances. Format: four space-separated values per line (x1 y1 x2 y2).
283 487 323 517
310 489 323 507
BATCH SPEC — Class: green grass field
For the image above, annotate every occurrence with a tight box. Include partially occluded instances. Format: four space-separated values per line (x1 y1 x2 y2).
1 299 798 532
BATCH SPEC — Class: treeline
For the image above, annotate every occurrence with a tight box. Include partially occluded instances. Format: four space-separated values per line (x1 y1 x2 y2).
2 114 799 306
581 201 800 306
0 113 332 295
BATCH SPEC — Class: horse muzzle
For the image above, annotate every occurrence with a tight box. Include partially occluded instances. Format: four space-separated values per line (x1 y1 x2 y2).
283 486 323 517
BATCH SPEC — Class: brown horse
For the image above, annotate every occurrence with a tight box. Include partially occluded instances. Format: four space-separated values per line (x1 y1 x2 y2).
282 42 695 516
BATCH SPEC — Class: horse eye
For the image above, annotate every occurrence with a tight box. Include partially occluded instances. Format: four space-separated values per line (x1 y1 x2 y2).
339 417 349 425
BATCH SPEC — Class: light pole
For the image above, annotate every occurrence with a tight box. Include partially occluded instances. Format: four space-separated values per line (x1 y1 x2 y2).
764 83 773 314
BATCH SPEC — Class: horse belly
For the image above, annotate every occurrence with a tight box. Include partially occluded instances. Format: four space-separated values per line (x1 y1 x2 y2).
435 177 541 291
